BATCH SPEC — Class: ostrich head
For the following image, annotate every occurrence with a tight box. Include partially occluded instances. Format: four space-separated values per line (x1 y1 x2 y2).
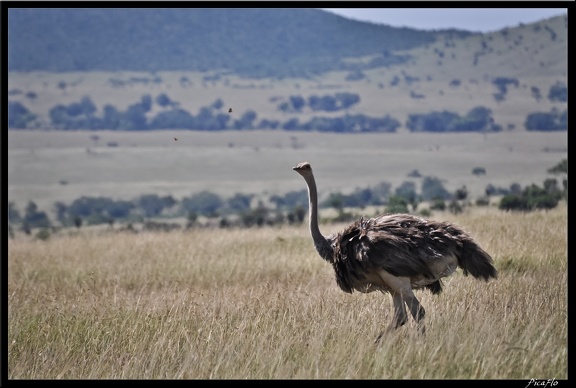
292 161 312 176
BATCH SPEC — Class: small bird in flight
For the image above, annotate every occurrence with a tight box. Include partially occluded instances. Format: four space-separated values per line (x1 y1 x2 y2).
174 137 178 141
228 108 232 113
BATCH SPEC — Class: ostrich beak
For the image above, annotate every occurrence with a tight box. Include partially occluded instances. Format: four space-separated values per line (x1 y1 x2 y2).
293 162 310 171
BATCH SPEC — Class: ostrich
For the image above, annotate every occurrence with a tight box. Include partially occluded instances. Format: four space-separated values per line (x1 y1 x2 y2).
292 161 497 341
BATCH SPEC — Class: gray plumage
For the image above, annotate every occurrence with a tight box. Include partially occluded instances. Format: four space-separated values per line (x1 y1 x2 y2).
293 161 497 340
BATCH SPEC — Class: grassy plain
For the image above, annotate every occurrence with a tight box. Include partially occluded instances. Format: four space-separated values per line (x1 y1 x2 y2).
7 202 567 379
7 129 568 217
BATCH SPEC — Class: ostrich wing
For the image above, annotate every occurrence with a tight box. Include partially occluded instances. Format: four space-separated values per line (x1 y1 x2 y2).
331 214 466 292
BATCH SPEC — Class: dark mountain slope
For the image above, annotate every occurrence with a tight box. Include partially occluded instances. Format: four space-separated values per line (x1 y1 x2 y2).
7 8 473 77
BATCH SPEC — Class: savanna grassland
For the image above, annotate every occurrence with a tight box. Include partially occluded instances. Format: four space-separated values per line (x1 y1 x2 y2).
7 129 568 215
8 13 567 215
8 202 567 379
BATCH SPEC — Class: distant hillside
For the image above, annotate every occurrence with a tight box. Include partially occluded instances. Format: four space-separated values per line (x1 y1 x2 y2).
7 8 475 77
7 10 567 134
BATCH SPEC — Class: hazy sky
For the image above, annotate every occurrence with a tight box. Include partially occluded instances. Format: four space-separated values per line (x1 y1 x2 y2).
322 8 567 33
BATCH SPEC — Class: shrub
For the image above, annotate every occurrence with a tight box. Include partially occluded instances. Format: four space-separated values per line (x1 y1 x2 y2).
472 167 487 176
181 191 223 218
421 176 451 200
548 159 567 175
35 228 51 241
430 197 446 211
499 195 530 211
386 195 409 214
418 208 432 217
8 100 37 128
448 200 463 214
475 197 491 207
499 183 561 211
548 82 567 102
525 110 566 131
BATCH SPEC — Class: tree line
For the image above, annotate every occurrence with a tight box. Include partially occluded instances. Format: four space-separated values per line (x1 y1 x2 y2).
8 159 567 239
8 92 567 132
8 92 402 132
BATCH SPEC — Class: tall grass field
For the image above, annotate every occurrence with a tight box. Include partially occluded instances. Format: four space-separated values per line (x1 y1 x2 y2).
8 203 567 379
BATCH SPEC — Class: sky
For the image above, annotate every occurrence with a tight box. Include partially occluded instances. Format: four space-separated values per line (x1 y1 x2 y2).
322 8 567 33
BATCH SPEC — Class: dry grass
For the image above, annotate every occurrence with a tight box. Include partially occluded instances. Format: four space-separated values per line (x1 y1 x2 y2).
8 203 567 379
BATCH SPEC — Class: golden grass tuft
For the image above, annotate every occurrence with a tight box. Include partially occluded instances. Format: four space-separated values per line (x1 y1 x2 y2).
8 203 567 379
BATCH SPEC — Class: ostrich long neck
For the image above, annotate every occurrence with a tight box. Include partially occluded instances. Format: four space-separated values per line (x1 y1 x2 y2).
303 173 334 262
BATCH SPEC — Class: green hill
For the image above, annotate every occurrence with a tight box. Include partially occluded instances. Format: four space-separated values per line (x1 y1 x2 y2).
7 9 567 133
7 8 458 77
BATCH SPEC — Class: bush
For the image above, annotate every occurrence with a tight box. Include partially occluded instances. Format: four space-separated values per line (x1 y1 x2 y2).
386 195 409 214
499 182 561 211
286 206 306 224
35 228 51 241
472 167 487 176
227 193 253 212
8 202 22 224
8 100 37 128
548 159 567 175
421 176 451 201
418 208 432 218
150 108 195 129
138 194 169 218
395 181 418 203
430 198 446 211
271 190 307 210
525 110 566 131
142 221 181 232
156 93 176 107
181 191 223 217
548 82 567 102
240 206 269 227
448 200 463 214
475 197 491 207
492 76 519 94
499 195 530 211
406 111 459 132
407 106 499 133
24 201 51 229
